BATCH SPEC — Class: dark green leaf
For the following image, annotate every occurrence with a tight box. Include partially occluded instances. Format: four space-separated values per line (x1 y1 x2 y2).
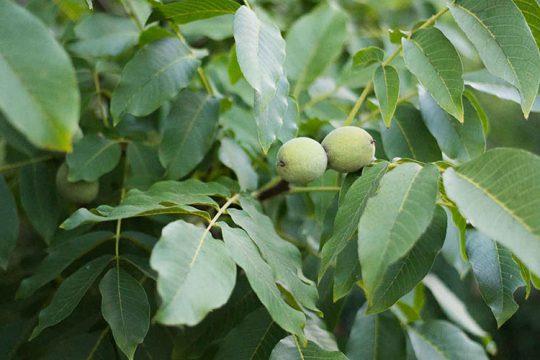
440 206 470 278
150 220 236 325
126 142 164 190
402 27 464 122
66 134 121 182
449 0 540 117
159 91 220 180
0 175 18 270
100 268 150 360
514 0 540 50
110 38 200 123
149 0 240 24
270 336 348 360
31 255 112 339
374 65 400 127
0 0 79 151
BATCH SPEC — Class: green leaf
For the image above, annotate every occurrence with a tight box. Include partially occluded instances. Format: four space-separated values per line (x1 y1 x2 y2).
233 6 289 152
100 267 150 360
270 336 348 360
402 27 464 122
286 3 348 96
110 38 200 123
319 162 389 279
442 148 540 276
466 230 525 327
367 206 447 314
228 44 242 84
333 239 360 301
20 163 60 243
0 0 79 151
514 0 540 49
31 255 112 339
17 231 113 298
215 308 285 360
0 175 18 270
159 91 220 180
150 220 236 325
70 13 139 58
380 104 442 162
219 138 258 191
346 306 406 360
449 0 540 117
352 46 385 69
149 0 240 24
66 134 121 182
220 223 306 341
120 254 157 280
374 65 400 127
126 142 164 190
407 320 488 360
61 179 228 229
440 207 470 278
423 274 488 339
358 163 439 311
229 197 319 313
419 87 485 162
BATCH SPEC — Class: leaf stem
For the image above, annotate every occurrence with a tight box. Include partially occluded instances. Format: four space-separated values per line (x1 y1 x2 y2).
356 92 417 125
343 5 450 125
118 0 143 31
0 155 54 173
114 158 129 265
85 327 110 360
93 69 109 128
243 0 252 9
289 186 341 193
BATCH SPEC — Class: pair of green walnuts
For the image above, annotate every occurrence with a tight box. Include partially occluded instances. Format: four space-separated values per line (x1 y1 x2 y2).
277 126 376 184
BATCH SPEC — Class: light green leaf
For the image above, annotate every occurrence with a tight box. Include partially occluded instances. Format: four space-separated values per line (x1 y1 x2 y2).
352 46 385 69
110 38 200 123
367 206 447 314
100 268 150 360
66 134 121 182
17 231 113 298
20 163 60 243
402 27 464 122
407 320 488 360
514 0 540 49
31 255 112 339
220 223 306 340
150 220 236 325
374 65 400 127
229 197 319 312
286 2 348 96
270 336 348 360
466 230 524 327
0 175 18 270
380 104 442 162
419 87 485 162
159 91 219 179
346 305 406 360
149 0 240 24
216 308 285 360
449 0 540 117
0 0 79 151
358 163 439 311
219 138 258 191
319 162 389 279
423 274 488 339
70 14 139 58
61 179 228 229
442 148 540 276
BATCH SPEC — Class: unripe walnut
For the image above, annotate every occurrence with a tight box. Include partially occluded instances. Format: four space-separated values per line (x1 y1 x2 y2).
56 163 99 204
276 137 327 184
322 126 375 173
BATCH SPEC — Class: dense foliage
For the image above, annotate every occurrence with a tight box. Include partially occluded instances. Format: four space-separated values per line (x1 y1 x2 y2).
1 0 540 359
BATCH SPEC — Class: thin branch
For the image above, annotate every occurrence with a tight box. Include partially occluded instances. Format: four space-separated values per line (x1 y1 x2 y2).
0 155 54 173
243 0 252 9
118 0 143 31
93 69 109 127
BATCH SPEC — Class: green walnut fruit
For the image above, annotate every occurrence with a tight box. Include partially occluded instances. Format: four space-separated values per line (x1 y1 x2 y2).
56 163 99 204
276 137 328 184
322 126 375 173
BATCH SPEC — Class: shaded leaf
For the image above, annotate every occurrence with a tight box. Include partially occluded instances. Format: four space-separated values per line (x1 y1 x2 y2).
374 65 400 127
0 175 18 270
514 0 540 49
402 27 464 121
443 148 540 276
100 268 150 360
449 0 540 117
66 134 121 182
159 91 220 179
466 230 524 327
149 0 240 24
126 142 164 190
353 46 385 69
110 38 200 123
219 138 258 191
270 336 348 360
150 220 236 325
440 206 470 278
31 255 112 339
0 0 79 151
